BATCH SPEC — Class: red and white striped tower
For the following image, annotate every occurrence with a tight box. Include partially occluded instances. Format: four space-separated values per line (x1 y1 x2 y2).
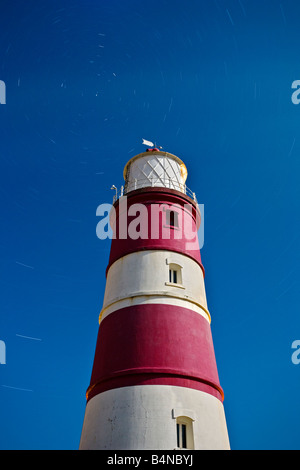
79 148 230 450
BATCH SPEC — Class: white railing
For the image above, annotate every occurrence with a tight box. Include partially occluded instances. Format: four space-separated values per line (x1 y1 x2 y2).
112 178 197 204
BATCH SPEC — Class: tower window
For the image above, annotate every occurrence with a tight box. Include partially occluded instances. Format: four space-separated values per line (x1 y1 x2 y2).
166 210 179 228
168 263 182 285
177 423 187 449
169 268 177 284
175 417 194 450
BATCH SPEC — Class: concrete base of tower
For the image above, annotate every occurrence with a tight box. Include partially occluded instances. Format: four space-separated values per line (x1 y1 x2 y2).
79 385 230 450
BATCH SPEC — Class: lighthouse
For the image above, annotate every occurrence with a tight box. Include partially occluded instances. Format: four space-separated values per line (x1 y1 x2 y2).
79 148 230 450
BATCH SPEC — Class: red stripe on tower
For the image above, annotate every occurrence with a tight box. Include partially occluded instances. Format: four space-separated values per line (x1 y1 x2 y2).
87 304 224 402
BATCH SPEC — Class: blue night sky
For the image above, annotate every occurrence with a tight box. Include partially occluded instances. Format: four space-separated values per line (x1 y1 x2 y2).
0 0 299 450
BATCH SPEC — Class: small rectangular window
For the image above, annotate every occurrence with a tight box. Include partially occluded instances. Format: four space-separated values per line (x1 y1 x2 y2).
167 263 183 286
169 269 178 284
173 411 195 450
177 423 188 449
166 210 179 228
181 424 187 449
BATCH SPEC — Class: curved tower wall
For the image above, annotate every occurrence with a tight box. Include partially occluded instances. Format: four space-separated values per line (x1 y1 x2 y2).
79 149 230 450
